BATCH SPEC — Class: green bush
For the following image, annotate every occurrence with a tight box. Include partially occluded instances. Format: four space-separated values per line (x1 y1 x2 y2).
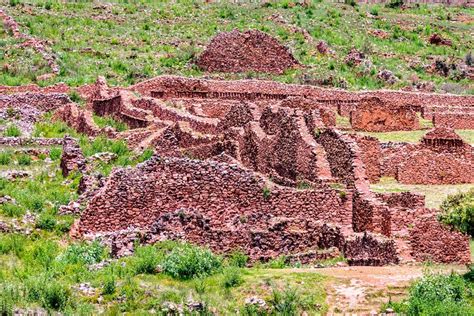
35 214 57 231
438 189 474 237
17 154 31 166
0 151 12 165
162 243 222 280
132 245 161 275
59 241 105 265
41 281 71 311
49 147 62 161
222 267 243 289
0 283 20 316
102 276 116 295
4 125 21 137
266 256 287 269
386 273 474 315
228 250 249 268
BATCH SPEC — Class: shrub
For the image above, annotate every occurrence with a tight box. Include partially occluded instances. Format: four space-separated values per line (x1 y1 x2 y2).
49 147 62 161
17 154 31 166
228 250 249 268
35 214 57 231
387 273 473 315
386 0 404 8
0 151 12 165
41 281 70 311
438 189 474 237
0 283 20 316
269 287 300 315
68 91 82 103
222 267 243 289
162 243 222 280
132 245 161 275
4 125 21 137
369 6 379 16
262 187 271 200
60 241 105 265
102 276 116 295
266 256 287 269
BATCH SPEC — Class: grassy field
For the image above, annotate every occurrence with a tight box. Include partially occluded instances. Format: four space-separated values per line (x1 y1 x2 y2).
371 177 474 208
1 0 473 94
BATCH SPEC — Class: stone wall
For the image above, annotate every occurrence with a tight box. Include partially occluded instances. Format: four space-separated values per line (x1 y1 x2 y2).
350 97 419 132
381 129 474 184
434 113 474 129
0 93 71 111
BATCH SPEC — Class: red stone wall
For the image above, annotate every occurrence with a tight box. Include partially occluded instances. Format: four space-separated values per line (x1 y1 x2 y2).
434 113 474 129
349 134 382 183
409 214 471 264
350 97 419 132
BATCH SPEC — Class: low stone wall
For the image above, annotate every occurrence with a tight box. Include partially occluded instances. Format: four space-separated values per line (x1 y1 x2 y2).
0 137 63 146
0 93 71 111
434 113 474 129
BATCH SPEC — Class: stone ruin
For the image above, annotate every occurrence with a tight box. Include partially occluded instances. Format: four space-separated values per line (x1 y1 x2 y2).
2 75 473 265
195 29 300 74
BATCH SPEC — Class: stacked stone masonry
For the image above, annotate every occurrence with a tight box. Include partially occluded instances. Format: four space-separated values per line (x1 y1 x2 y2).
9 75 471 265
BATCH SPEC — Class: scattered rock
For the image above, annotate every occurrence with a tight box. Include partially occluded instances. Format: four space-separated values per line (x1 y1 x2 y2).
344 48 366 66
316 40 333 55
377 69 399 84
429 33 452 46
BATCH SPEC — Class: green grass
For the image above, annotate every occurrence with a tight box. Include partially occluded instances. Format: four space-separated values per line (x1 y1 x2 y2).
371 177 474 209
3 124 21 137
359 129 474 144
93 114 128 132
0 1 472 93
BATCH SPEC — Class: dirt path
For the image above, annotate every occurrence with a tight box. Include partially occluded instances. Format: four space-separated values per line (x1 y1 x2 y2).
294 265 467 315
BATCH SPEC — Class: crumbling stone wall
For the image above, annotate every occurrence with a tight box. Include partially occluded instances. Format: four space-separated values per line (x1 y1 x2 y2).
381 128 474 184
348 134 381 183
409 214 471 264
60 136 86 177
434 113 474 129
196 30 300 74
0 93 71 111
78 156 354 260
350 97 419 132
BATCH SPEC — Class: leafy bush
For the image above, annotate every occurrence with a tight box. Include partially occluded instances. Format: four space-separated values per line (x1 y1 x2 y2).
59 241 105 265
162 243 222 280
222 267 243 289
386 0 404 8
438 189 474 237
386 273 474 315
17 154 31 166
4 125 21 137
228 250 249 268
132 245 161 275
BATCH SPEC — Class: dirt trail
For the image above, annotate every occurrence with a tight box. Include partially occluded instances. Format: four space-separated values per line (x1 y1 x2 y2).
292 265 467 315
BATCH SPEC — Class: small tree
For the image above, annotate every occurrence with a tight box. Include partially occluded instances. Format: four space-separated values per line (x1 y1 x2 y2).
438 190 474 237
